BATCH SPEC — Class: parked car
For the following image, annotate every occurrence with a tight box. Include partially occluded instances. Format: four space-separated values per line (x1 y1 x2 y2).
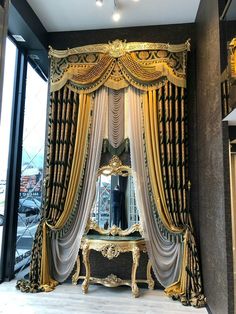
18 198 41 216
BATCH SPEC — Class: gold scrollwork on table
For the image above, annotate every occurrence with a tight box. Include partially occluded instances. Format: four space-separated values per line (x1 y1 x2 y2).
101 244 120 259
91 274 124 287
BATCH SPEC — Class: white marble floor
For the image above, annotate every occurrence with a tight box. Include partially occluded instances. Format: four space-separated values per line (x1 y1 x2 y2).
0 280 208 314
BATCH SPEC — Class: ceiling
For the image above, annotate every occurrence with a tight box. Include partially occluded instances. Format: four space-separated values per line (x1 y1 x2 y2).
26 0 201 32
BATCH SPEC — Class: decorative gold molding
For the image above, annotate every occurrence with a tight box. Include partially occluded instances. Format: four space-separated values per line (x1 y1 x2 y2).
85 219 143 236
101 244 120 259
49 39 190 59
98 155 131 177
90 274 125 287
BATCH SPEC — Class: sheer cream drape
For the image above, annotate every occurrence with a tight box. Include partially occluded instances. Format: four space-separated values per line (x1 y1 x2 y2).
127 86 182 287
51 87 108 282
108 89 124 148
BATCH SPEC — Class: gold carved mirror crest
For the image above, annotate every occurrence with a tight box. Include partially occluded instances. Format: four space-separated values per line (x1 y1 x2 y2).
98 155 131 177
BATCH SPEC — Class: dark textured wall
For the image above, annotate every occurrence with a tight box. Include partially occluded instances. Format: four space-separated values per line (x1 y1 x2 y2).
48 24 195 49
196 0 234 313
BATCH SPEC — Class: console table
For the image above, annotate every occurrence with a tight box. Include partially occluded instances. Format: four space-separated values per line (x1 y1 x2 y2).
72 234 154 297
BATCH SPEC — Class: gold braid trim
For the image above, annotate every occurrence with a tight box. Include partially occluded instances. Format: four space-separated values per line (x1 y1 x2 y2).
51 55 115 92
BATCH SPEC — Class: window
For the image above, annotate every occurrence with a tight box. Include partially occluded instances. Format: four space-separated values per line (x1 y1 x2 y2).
0 38 17 269
15 62 47 277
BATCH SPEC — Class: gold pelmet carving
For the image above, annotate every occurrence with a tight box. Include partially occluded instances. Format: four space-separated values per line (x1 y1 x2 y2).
49 39 190 58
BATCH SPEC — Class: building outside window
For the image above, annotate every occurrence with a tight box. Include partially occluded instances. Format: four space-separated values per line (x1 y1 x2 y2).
0 38 17 268
15 62 47 278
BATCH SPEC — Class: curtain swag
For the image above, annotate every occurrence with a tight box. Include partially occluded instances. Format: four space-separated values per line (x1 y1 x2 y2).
49 40 189 93
16 40 206 308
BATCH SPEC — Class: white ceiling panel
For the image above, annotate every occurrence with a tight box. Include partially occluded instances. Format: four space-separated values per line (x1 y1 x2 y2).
26 0 201 32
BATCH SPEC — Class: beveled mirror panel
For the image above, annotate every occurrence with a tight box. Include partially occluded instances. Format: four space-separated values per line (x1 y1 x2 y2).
90 156 140 229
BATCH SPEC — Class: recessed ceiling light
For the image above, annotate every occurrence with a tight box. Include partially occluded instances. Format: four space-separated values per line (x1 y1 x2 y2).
12 34 26 42
112 0 120 22
96 0 103 7
112 11 121 22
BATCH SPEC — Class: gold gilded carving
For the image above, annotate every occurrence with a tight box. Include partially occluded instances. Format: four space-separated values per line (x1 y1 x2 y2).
108 39 127 58
72 256 81 285
49 40 190 58
81 242 90 294
131 246 140 298
98 155 131 177
101 244 120 259
85 219 143 236
91 274 124 287
146 259 155 290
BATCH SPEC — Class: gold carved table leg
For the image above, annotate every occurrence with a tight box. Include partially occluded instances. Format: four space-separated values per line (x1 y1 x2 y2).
82 243 90 294
131 246 140 298
72 255 81 285
146 259 154 290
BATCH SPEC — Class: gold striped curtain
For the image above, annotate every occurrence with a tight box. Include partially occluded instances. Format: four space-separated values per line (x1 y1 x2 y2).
25 85 91 291
143 82 205 307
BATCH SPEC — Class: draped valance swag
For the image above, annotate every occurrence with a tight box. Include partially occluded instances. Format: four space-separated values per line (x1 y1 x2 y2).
17 40 205 308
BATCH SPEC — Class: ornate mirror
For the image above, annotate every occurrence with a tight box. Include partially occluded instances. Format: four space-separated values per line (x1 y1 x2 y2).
90 156 140 229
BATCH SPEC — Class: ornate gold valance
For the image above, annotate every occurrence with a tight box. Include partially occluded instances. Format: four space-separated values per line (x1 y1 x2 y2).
49 40 190 93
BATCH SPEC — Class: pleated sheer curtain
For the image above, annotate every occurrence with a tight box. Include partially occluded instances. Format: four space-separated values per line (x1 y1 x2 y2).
51 87 108 282
29 87 92 291
127 85 205 306
127 86 182 287
17 87 108 291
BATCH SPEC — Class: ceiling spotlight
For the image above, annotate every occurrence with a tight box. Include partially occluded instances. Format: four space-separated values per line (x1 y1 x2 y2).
112 0 120 22
96 0 103 7
12 34 26 42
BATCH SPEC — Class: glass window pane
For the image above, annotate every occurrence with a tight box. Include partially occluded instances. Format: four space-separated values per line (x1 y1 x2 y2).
0 38 17 268
15 62 47 278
